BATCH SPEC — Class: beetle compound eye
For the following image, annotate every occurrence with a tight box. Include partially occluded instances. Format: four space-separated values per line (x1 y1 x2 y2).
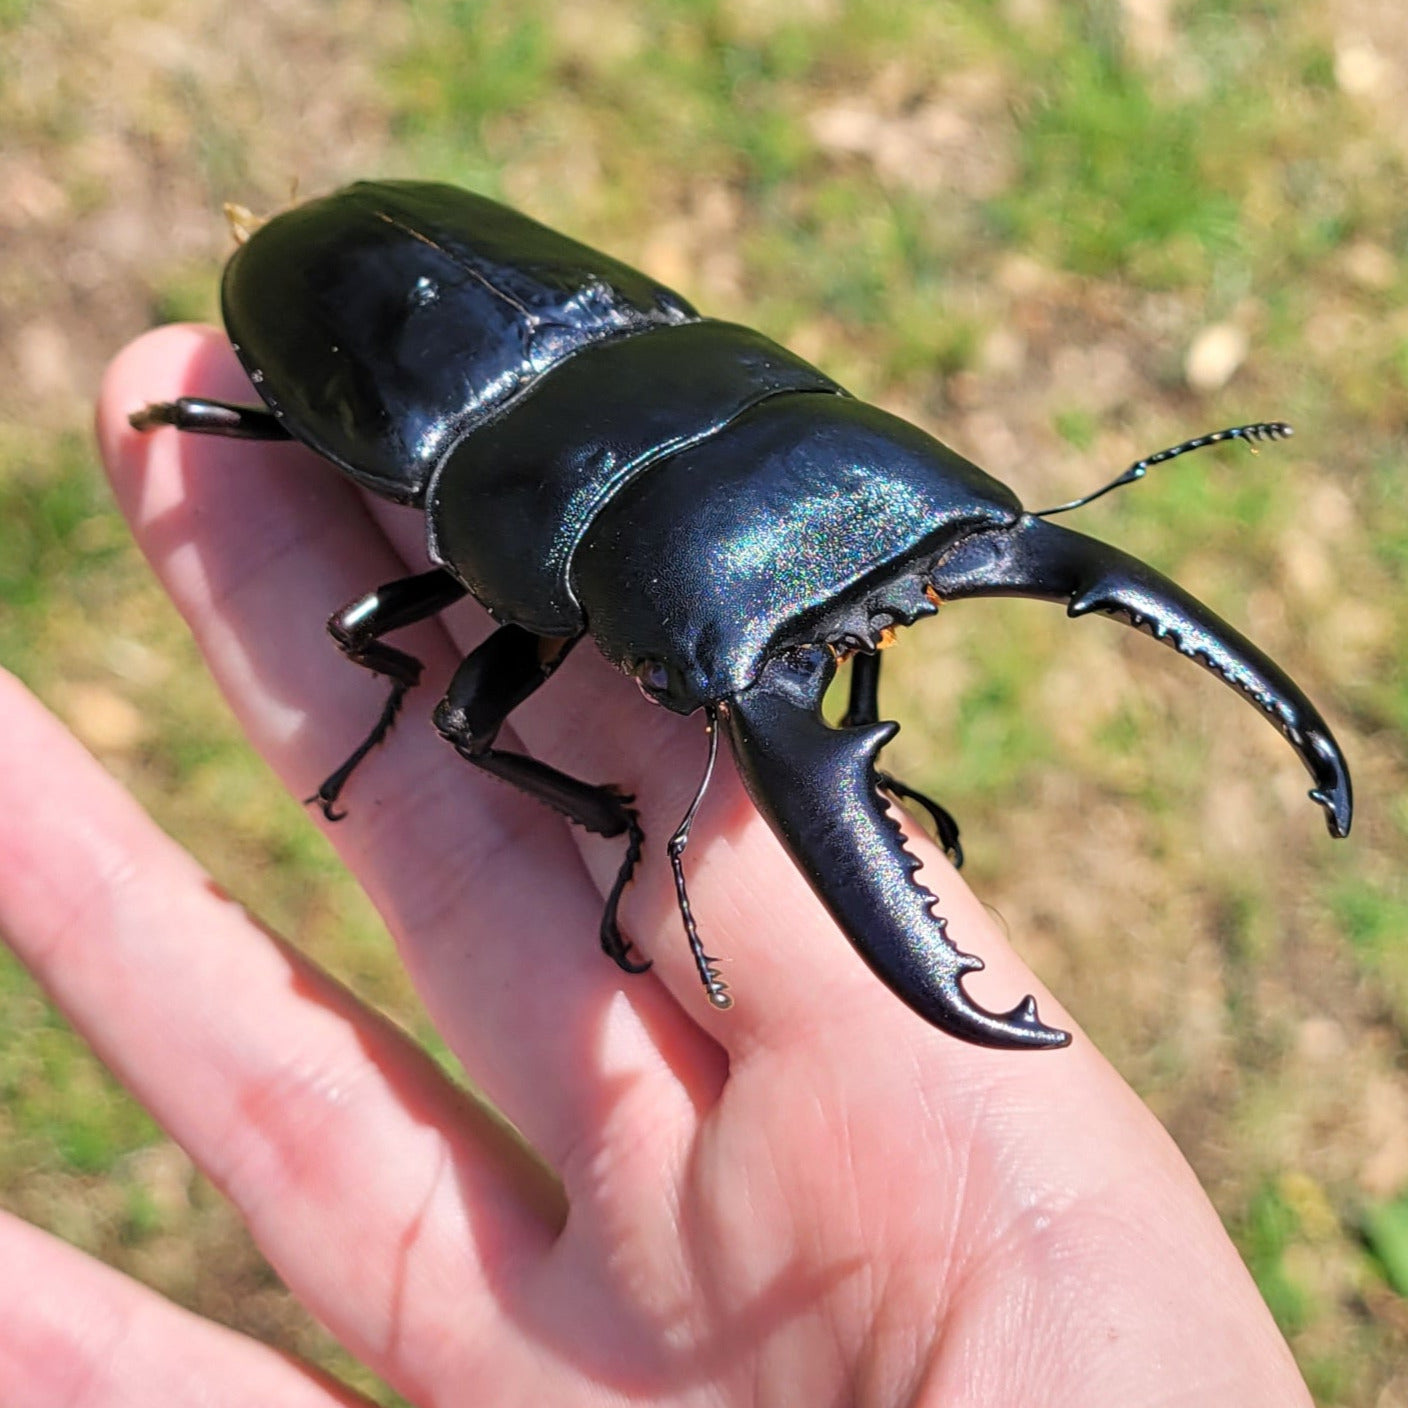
634 659 671 702
788 644 832 675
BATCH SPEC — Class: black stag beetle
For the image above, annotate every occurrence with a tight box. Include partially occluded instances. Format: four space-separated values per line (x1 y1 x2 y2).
132 180 1352 1051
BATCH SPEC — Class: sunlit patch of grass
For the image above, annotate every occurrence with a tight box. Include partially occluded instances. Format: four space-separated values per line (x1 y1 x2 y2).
1234 1179 1313 1335
0 950 159 1196
1328 880 1408 1029
2 998 163 1175
1304 1355 1354 1407
993 25 1245 285
387 0 820 195
0 430 132 676
1363 1193 1408 1298
1054 408 1099 453
391 1 552 141
944 606 1055 796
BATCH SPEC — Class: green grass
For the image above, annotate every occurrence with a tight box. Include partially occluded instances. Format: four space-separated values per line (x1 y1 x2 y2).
996 37 1245 286
1329 880 1408 1030
1237 1178 1314 1336
1363 1194 1408 1298
3 0 1407 1400
0 973 162 1177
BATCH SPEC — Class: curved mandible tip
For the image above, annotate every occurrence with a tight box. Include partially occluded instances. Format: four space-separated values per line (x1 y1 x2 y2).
930 515 1352 840
722 650 1069 1051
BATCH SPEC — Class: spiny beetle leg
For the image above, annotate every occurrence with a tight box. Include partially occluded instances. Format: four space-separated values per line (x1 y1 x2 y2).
310 568 469 819
129 396 292 439
874 773 963 870
432 627 650 974
841 651 963 868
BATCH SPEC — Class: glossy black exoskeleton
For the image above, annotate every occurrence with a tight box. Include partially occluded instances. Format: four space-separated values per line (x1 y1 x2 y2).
132 180 1352 1050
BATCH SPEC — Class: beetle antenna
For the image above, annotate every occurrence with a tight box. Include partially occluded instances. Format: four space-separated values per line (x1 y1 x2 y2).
1032 420 1293 518
668 710 731 1010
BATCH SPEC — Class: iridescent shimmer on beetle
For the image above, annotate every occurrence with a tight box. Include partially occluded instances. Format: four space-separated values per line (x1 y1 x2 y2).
130 180 1352 1050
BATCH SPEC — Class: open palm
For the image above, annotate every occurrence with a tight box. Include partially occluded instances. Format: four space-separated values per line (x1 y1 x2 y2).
0 325 1311 1406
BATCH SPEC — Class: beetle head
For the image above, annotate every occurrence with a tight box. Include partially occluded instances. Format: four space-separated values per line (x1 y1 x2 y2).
571 395 1023 713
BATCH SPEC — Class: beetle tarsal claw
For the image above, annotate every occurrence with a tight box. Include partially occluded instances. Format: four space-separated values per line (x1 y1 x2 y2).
722 651 1069 1050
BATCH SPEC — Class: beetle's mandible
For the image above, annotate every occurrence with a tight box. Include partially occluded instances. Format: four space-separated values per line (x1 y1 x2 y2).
131 180 1352 1050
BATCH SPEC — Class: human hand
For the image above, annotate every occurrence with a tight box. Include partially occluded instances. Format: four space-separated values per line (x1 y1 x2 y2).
0 324 1312 1406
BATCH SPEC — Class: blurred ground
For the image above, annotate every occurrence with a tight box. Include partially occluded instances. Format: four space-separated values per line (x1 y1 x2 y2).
2 0 1407 1402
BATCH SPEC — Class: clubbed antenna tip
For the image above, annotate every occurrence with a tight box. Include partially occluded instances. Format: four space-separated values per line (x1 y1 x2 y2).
1034 420 1294 519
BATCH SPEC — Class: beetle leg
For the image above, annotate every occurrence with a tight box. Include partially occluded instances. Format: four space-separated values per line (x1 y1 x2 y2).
929 514 1352 838
723 647 1070 1050
841 651 963 868
311 569 469 819
432 627 649 974
129 397 291 439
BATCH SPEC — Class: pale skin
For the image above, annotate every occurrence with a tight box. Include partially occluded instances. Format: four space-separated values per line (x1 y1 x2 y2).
0 325 1313 1406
